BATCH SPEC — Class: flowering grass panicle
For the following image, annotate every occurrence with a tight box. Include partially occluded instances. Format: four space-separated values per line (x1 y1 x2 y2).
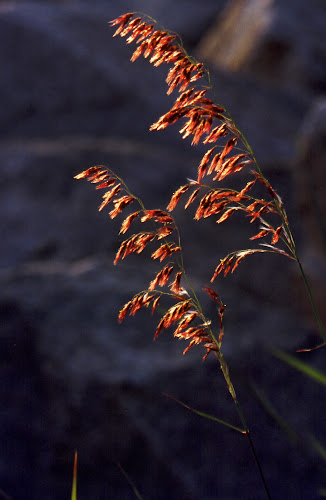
75 11 325 358
109 13 297 279
75 164 225 360
74 13 326 499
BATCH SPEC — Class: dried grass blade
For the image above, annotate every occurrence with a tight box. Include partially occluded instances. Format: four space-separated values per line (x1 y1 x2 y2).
162 393 246 433
270 347 326 386
250 384 298 445
71 451 77 500
115 462 144 500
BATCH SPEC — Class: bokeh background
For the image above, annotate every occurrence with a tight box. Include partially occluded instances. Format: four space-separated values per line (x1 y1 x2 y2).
1 0 326 498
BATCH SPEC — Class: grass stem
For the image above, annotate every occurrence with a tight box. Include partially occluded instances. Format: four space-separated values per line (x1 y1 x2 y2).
297 258 326 343
234 400 272 500
215 351 272 499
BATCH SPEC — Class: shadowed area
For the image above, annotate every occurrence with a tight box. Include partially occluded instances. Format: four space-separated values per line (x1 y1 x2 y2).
1 1 326 498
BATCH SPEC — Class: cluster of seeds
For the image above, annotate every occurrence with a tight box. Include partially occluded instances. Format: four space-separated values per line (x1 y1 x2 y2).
75 165 223 359
75 13 297 358
110 13 295 273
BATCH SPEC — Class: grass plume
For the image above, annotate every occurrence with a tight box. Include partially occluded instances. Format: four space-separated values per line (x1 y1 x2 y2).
74 12 326 498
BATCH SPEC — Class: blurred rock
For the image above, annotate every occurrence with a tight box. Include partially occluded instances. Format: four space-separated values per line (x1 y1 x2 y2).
0 259 316 500
0 299 46 498
293 99 326 327
296 99 326 253
197 0 326 94
1 1 326 499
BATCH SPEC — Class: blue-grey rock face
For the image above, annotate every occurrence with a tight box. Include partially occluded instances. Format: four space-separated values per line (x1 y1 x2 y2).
1 1 326 499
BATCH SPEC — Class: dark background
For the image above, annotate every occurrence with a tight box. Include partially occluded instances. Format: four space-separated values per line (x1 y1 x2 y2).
1 1 326 498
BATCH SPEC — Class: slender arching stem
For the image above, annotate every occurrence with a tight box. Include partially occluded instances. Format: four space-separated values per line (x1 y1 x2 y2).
213 349 272 500
296 258 326 344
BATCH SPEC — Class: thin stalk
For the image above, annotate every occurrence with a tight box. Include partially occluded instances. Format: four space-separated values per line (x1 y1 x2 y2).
116 463 144 500
71 451 77 500
242 129 326 344
181 266 272 497
209 76 326 346
233 398 272 500
175 251 271 498
297 258 326 343
214 349 272 500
